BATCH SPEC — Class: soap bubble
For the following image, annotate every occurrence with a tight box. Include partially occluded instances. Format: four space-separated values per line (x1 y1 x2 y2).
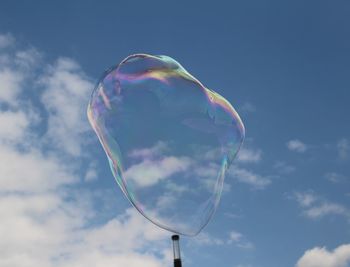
88 54 245 236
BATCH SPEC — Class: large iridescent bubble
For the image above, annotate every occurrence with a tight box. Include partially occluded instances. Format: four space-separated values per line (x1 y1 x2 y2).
88 54 245 236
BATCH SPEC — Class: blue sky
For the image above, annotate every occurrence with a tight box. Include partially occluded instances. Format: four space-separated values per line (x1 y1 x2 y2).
0 1 349 267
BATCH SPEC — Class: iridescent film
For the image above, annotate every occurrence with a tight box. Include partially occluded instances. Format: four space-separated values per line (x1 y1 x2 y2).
88 54 245 236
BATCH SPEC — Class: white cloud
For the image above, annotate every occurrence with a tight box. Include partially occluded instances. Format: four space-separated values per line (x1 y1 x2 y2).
190 230 254 250
287 139 307 153
78 208 168 253
124 156 192 187
191 162 232 193
296 244 350 267
193 162 219 178
294 192 318 208
0 190 170 267
14 48 41 69
228 166 271 189
85 163 98 182
0 34 169 267
0 68 24 103
129 141 168 159
0 111 30 143
40 57 94 156
0 144 77 193
325 172 348 183
192 230 256 250
236 147 262 163
337 138 349 160
228 231 243 242
292 192 350 221
207 143 271 190
304 203 348 219
228 231 254 249
0 43 40 105
201 176 232 193
191 232 225 246
0 70 77 194
165 182 190 194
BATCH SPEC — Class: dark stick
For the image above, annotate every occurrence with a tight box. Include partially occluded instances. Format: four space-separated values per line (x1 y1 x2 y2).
172 235 182 267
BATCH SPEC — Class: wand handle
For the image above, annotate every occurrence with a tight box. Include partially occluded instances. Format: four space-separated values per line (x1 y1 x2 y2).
172 235 182 267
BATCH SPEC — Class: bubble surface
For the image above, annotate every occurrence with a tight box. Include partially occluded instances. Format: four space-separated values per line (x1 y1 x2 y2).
88 54 245 236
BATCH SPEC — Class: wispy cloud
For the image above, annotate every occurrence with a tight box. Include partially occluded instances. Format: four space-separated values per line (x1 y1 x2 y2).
273 161 295 174
0 68 24 103
124 156 192 187
184 143 266 191
192 162 232 193
304 203 348 219
293 192 318 208
191 232 225 246
291 191 350 221
228 231 254 249
85 162 98 182
296 243 350 267
337 138 349 160
228 166 271 189
128 141 168 159
325 172 348 183
239 102 256 113
0 110 31 143
40 57 94 156
236 147 262 163
0 33 14 48
286 139 307 153
190 230 254 249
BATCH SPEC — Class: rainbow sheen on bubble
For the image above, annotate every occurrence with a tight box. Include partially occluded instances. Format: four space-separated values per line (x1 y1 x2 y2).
88 54 245 236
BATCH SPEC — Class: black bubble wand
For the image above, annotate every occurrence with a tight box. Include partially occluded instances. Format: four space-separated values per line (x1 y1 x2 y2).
172 235 182 267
